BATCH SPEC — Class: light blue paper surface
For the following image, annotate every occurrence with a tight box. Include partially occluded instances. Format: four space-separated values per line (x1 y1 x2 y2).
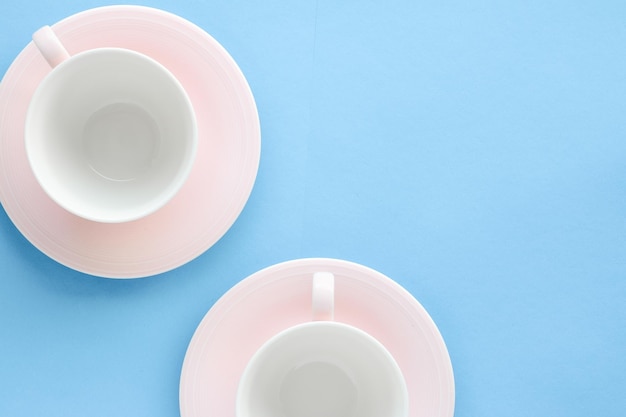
1 1 625 416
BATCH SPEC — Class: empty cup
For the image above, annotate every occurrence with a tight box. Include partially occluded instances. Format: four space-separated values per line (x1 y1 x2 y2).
26 25 197 223
236 272 409 417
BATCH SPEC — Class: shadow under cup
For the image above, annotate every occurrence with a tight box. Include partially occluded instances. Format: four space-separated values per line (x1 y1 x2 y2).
237 321 408 417
26 48 197 223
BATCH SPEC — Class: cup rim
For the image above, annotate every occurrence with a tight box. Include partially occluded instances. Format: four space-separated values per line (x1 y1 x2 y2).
25 46 198 223
236 320 409 417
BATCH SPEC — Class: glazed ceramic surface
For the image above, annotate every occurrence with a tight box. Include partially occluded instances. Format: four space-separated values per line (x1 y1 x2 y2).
26 37 197 223
0 5 260 277
180 258 455 417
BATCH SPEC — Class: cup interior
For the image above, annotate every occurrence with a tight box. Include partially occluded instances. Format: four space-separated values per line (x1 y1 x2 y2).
237 322 408 417
26 47 196 223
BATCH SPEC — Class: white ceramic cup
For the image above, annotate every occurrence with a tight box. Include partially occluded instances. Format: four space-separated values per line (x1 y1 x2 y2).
236 272 409 417
26 26 197 223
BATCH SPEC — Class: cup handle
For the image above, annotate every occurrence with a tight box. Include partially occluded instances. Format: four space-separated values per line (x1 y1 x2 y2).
32 25 70 68
312 272 334 321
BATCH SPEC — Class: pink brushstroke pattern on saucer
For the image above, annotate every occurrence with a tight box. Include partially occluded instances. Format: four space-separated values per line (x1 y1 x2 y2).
180 258 455 417
0 6 260 278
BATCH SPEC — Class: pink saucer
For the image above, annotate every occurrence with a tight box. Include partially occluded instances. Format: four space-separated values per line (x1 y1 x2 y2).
0 6 260 278
180 258 455 417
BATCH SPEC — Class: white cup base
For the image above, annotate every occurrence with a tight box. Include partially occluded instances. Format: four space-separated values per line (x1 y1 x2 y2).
83 102 160 181
280 360 358 417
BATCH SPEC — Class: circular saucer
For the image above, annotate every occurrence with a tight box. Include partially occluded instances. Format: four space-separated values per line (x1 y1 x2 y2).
180 258 455 417
0 6 260 278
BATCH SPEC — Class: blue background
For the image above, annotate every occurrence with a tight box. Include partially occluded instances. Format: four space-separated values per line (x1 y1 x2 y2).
1 1 625 416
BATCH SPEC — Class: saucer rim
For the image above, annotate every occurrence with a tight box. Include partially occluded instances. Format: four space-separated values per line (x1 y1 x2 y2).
179 258 455 417
0 5 261 278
